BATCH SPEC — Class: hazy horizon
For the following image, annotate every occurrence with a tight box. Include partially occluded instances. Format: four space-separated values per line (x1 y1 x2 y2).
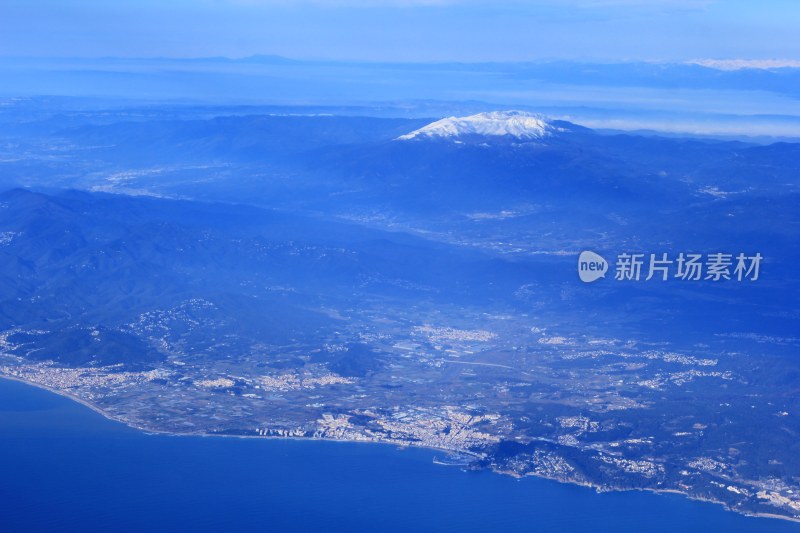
2 0 799 63
3 55 800 140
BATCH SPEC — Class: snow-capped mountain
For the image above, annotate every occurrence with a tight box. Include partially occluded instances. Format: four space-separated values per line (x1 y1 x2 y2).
397 111 563 141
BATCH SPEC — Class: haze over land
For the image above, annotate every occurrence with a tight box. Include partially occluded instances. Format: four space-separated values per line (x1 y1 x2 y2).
2 56 800 140
1 104 799 520
2 0 800 528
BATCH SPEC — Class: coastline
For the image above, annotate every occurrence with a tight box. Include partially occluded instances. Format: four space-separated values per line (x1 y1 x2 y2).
0 373 130 427
2 373 799 526
495 464 800 525
0 373 484 454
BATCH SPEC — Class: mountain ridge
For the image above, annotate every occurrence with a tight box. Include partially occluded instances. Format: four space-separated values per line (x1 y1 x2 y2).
396 111 584 142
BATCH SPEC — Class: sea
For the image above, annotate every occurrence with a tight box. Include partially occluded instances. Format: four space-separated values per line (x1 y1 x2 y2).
1 377 797 533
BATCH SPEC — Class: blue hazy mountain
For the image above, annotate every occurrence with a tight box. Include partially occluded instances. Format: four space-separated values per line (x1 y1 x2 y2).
1 106 799 521
20 110 796 252
2 58 800 140
3 57 800 102
1 111 798 360
0 188 533 367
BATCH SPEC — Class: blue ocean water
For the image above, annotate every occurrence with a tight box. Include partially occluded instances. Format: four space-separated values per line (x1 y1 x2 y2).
0 377 797 533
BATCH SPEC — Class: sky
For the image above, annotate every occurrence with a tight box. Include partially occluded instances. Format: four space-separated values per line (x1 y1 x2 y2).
0 0 799 62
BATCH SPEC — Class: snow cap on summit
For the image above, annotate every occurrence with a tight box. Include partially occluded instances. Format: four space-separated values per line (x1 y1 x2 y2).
397 111 561 141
